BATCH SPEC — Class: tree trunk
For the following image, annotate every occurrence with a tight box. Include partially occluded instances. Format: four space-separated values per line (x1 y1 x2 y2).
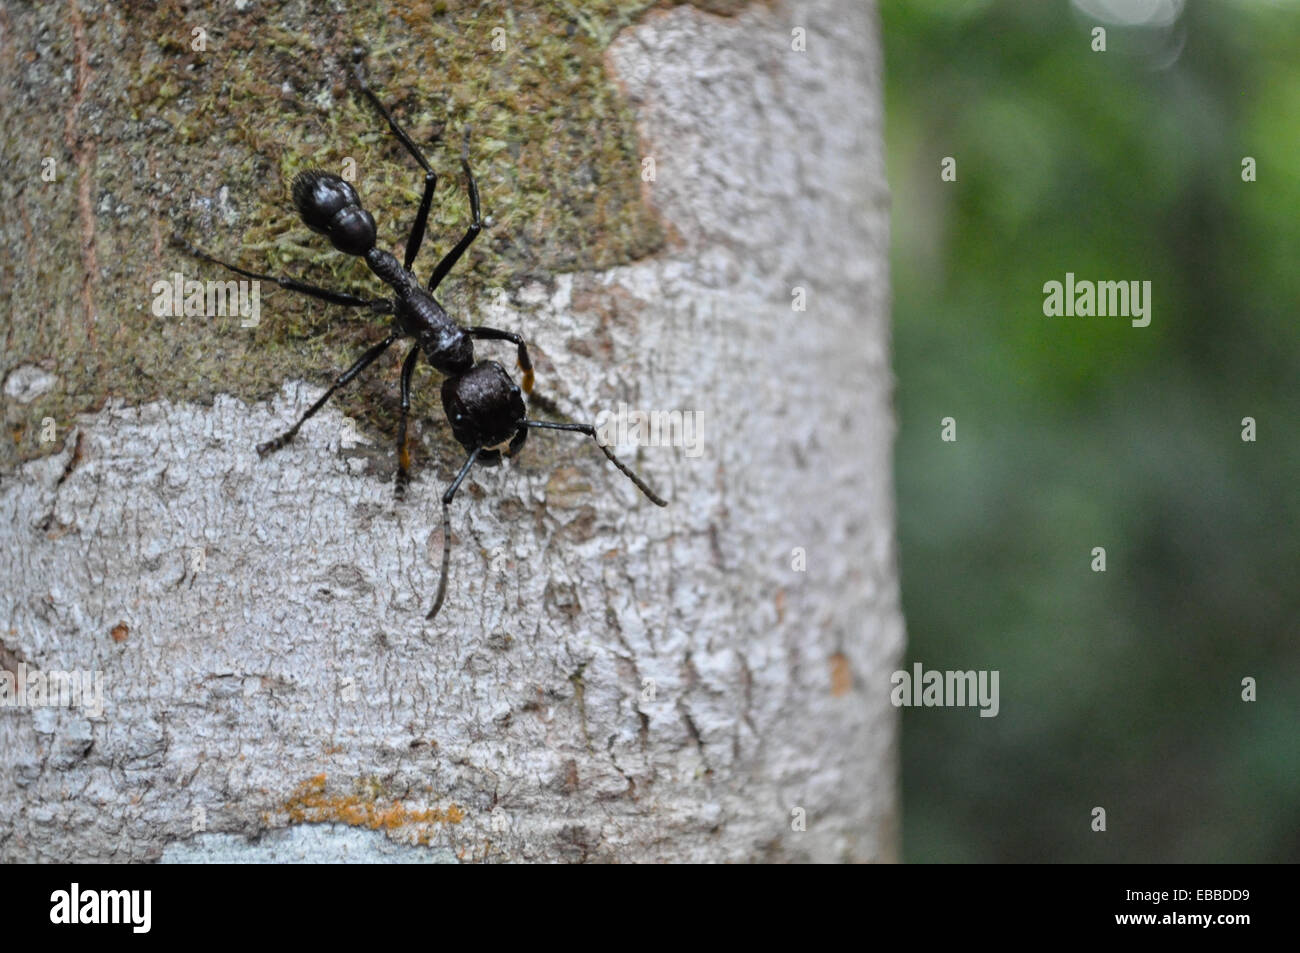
0 0 899 862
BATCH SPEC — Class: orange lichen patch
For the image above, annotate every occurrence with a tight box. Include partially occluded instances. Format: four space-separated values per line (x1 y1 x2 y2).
110 622 129 643
281 774 464 846
829 653 852 697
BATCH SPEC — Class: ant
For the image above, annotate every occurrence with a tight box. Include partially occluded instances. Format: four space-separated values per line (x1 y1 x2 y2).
174 52 667 621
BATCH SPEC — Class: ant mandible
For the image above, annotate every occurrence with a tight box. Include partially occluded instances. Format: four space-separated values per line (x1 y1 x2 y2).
175 51 667 621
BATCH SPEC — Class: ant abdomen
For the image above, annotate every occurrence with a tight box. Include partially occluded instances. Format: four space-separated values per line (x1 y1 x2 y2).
292 170 376 256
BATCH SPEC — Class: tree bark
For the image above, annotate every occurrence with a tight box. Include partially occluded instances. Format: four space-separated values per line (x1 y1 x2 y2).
1 0 899 862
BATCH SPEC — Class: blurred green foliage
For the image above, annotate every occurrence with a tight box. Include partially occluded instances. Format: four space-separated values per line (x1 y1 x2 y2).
883 0 1299 862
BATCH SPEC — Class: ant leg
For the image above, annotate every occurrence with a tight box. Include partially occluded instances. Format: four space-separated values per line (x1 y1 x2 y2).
173 237 391 311
427 446 483 621
395 344 421 498
427 160 481 291
468 325 534 393
404 171 437 272
257 333 400 456
525 421 668 507
351 54 438 271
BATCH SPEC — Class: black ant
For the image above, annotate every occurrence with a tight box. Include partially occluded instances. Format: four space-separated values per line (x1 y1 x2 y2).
174 52 667 621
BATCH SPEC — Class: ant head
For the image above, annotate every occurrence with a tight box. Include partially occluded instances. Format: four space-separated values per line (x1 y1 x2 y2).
440 361 525 451
292 170 376 256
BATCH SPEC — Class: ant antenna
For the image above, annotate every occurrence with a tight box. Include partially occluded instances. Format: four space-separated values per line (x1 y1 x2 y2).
428 447 482 621
526 421 668 507
425 424 666 621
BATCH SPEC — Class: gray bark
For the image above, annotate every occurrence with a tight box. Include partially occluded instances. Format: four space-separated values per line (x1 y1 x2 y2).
1 0 900 862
